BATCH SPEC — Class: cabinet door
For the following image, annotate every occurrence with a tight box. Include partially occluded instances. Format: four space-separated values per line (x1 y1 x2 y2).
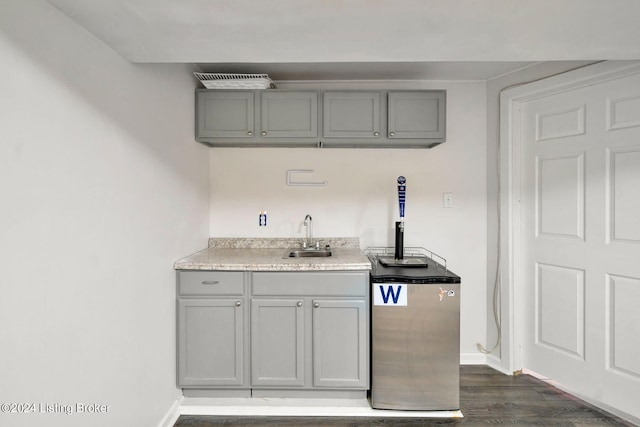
196 91 255 139
177 298 245 387
251 298 305 387
260 91 318 138
387 91 446 139
312 299 368 388
323 92 381 138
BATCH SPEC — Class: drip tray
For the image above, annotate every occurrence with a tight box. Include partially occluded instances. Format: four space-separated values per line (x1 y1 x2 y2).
377 256 429 268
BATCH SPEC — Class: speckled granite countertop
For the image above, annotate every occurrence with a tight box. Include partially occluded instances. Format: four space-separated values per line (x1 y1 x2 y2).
173 238 371 271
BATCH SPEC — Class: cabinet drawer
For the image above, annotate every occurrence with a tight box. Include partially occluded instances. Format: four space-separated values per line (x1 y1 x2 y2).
252 272 367 297
178 271 244 296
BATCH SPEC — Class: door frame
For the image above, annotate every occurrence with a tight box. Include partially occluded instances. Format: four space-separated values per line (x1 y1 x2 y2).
497 60 640 375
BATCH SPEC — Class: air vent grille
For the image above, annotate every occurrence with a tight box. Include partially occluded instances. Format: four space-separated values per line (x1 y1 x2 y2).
194 73 276 89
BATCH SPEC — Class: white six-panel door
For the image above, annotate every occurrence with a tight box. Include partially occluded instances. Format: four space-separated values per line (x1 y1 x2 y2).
511 63 640 421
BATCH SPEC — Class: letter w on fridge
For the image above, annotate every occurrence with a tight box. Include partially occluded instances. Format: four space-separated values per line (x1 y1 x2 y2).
374 284 407 306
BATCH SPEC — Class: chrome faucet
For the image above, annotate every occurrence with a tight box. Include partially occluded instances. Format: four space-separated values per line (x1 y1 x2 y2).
303 214 314 249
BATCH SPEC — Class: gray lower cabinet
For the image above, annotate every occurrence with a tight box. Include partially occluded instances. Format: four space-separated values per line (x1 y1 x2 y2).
177 270 369 394
251 271 369 390
177 271 247 388
251 298 305 387
177 298 245 387
312 299 368 388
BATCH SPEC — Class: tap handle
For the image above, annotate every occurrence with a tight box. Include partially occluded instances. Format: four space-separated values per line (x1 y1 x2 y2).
397 176 406 219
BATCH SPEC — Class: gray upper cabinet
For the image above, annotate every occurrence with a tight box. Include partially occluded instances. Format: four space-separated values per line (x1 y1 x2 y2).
196 91 254 139
195 89 319 146
323 91 380 139
322 90 445 147
388 91 446 140
260 91 318 138
195 88 445 148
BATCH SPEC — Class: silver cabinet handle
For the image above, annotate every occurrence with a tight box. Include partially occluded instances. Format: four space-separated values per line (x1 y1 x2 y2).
297 301 303 307
247 131 253 136
201 280 219 285
389 132 395 137
313 302 319 308
235 301 242 307
261 131 267 136
373 131 379 137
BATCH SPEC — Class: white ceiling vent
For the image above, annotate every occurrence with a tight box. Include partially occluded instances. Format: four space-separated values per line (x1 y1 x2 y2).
194 73 276 89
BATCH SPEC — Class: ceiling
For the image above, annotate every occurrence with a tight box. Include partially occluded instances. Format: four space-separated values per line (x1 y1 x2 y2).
45 0 640 81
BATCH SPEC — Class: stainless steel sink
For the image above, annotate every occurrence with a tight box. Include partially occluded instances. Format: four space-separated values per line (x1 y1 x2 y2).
287 248 332 258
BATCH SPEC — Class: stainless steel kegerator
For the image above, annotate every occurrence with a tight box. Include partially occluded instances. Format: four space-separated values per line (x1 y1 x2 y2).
366 247 461 411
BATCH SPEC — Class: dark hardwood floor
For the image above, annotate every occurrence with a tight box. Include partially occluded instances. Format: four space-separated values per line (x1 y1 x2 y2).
174 365 636 426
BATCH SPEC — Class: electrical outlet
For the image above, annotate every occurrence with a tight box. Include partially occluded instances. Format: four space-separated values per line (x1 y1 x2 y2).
258 211 268 226
443 193 454 208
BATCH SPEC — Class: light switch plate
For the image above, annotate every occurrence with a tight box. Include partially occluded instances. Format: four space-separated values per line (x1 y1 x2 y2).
443 192 454 208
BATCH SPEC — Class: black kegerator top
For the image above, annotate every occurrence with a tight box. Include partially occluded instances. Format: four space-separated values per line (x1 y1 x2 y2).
366 247 461 284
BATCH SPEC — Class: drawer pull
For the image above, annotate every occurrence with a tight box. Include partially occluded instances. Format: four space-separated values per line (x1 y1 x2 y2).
297 301 303 307
313 302 320 308
201 280 220 285
235 301 242 307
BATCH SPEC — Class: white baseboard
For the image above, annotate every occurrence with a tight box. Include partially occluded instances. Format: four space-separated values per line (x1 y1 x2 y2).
157 396 183 427
460 352 486 365
180 397 462 418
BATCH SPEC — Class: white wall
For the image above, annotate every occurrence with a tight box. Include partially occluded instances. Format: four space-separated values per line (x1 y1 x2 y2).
209 81 487 359
0 1 209 426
